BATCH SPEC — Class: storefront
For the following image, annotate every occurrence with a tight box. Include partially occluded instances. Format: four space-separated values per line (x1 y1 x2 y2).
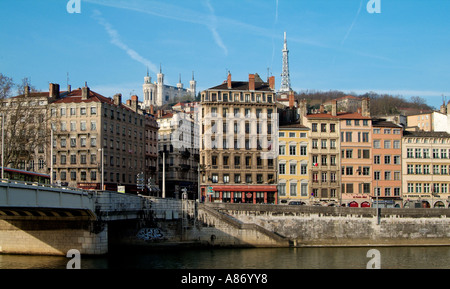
201 185 278 204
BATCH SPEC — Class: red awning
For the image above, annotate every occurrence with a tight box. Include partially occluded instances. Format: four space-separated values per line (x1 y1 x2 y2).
349 201 359 207
361 202 371 208
212 185 277 192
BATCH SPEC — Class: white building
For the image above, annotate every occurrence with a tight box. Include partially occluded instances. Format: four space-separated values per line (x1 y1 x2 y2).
142 67 196 108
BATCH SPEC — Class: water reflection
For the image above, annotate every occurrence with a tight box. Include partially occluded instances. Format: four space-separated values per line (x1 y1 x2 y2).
1 247 450 269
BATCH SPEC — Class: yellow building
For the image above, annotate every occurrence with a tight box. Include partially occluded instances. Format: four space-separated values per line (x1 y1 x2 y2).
278 123 309 204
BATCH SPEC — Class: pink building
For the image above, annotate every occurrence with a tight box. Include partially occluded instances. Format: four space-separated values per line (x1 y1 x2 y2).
339 112 373 207
372 119 403 207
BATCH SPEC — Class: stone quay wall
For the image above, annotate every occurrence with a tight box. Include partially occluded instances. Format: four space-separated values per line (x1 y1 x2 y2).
209 203 450 247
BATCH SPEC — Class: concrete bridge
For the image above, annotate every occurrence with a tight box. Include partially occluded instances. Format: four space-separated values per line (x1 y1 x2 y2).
0 180 151 255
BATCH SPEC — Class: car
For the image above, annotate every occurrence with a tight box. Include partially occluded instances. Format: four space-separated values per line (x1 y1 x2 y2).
288 201 305 206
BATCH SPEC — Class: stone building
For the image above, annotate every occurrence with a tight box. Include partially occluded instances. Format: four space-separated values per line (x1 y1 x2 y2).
402 131 450 208
199 73 278 204
0 85 54 175
49 85 147 193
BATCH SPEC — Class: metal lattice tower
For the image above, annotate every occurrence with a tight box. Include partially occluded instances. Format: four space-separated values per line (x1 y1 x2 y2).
280 32 291 92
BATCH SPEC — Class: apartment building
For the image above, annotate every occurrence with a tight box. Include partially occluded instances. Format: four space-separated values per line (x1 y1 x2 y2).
304 100 341 206
372 119 403 208
277 123 309 204
339 99 372 207
49 85 146 193
157 110 199 199
0 85 54 175
199 73 278 204
402 131 450 208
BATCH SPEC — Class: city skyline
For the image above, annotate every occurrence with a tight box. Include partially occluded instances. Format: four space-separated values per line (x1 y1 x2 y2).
1 0 450 109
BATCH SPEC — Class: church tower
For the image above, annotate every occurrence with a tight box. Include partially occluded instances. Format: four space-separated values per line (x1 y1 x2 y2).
189 71 197 98
280 32 291 92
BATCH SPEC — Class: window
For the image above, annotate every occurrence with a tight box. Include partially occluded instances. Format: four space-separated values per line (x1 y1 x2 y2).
321 124 326 132
290 183 297 197
279 163 286 174
234 174 241 183
289 145 296 155
301 183 308 197
223 174 230 183
278 183 286 196
290 163 296 175
300 145 307 156
330 124 336 132
312 123 318 132
384 140 391 149
384 155 391 164
345 132 352 142
373 140 380 149
279 145 286 155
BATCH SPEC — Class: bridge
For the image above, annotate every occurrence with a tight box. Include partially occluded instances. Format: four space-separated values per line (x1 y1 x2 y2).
0 180 152 256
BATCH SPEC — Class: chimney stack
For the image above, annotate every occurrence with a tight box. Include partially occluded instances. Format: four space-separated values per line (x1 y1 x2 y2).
81 86 90 100
24 85 30 97
150 104 155 115
67 85 72 93
227 72 232 89
362 97 370 117
332 100 337 116
49 83 60 100
113 93 122 106
130 95 139 112
289 91 295 109
249 74 255 91
269 76 275 90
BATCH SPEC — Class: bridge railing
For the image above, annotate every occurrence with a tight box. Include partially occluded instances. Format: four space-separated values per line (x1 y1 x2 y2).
0 178 94 196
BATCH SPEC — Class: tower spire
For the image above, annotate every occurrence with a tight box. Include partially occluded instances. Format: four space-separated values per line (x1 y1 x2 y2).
280 32 291 92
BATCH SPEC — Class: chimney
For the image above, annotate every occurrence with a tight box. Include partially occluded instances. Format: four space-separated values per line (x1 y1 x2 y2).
150 104 155 115
362 97 370 117
249 74 255 91
227 72 232 89
49 83 60 100
319 104 324 113
67 85 72 93
81 86 90 100
130 95 139 111
289 91 295 109
269 76 275 90
113 93 122 106
331 100 337 116
24 85 30 97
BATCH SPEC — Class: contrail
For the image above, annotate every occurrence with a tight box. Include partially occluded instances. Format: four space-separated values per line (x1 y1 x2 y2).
341 0 363 46
92 10 158 74
205 0 228 56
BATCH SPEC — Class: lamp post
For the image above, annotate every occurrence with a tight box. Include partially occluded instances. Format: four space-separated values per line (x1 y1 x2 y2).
50 126 53 184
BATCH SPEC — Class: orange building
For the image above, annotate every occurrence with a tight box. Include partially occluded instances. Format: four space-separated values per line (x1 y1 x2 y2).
372 120 403 208
339 112 373 207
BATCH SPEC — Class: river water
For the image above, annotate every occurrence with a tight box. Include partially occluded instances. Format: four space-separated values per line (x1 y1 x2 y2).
1 246 450 269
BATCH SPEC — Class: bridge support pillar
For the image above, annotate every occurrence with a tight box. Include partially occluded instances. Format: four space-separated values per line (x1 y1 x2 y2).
0 219 108 256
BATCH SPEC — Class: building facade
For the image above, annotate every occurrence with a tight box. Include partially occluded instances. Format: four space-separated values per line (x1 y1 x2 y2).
277 123 309 204
372 119 403 208
339 108 373 208
157 110 199 199
49 86 147 193
402 131 450 208
199 73 278 204
303 101 341 206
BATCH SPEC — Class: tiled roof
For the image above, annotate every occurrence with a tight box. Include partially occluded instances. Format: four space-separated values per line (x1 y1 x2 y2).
403 131 450 138
208 81 273 92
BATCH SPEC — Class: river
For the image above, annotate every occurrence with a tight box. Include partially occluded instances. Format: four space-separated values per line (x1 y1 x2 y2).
1 246 450 269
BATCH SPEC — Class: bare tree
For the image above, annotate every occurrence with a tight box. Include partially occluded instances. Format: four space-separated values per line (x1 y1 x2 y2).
0 73 14 99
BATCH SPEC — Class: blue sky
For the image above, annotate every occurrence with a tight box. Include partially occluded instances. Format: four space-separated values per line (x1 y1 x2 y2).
1 0 450 109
